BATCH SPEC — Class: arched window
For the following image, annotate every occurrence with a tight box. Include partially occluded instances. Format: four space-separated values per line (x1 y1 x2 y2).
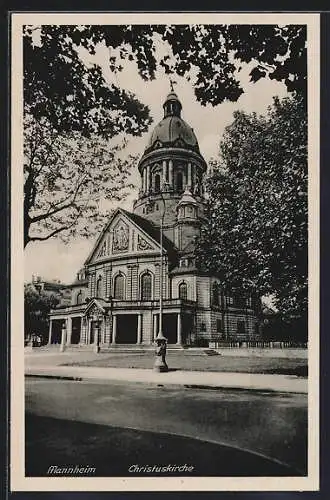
212 282 220 306
141 272 152 301
179 282 188 300
237 320 246 334
177 172 183 192
154 174 160 193
96 276 102 298
76 290 83 305
114 273 125 300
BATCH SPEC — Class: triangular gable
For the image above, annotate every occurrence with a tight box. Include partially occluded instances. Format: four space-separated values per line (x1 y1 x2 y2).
85 208 163 265
84 298 106 316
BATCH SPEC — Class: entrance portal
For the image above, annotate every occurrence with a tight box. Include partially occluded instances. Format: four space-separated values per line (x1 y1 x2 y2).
182 313 194 345
116 314 138 344
162 313 178 344
71 317 81 344
51 319 63 344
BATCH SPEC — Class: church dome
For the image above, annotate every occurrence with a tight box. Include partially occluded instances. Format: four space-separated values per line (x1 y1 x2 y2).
146 92 199 152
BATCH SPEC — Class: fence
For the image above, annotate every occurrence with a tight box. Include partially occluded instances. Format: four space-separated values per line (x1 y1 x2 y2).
208 340 307 349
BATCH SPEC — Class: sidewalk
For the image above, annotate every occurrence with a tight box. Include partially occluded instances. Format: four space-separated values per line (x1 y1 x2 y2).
25 363 307 393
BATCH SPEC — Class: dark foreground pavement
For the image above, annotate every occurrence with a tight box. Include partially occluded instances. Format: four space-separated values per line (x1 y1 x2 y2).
25 414 301 477
25 378 307 476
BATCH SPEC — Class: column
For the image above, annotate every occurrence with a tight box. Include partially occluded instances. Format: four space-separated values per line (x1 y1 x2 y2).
66 317 72 345
131 264 138 300
105 265 112 300
47 319 53 345
112 315 117 344
143 167 147 193
80 317 87 344
177 313 182 345
188 162 192 189
60 323 66 352
127 265 133 300
169 160 173 189
93 324 100 353
162 160 167 185
153 314 158 341
137 314 142 344
146 165 151 192
87 319 92 344
104 316 111 344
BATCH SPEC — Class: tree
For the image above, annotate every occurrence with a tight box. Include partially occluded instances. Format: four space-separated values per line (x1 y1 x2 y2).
24 113 137 247
196 94 307 339
23 24 306 246
24 283 60 342
24 26 152 138
24 24 306 135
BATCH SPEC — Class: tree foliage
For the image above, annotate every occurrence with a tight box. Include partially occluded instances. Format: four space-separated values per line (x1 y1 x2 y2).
24 114 137 246
23 23 306 246
24 24 306 136
24 26 152 138
24 283 60 341
196 95 307 335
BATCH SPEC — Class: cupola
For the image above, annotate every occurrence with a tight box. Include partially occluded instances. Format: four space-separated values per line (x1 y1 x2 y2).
177 187 199 221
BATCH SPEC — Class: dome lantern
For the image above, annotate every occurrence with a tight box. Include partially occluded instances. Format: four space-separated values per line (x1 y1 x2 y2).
163 92 182 118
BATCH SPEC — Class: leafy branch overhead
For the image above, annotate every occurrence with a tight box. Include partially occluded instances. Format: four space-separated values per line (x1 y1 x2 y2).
23 23 306 248
24 114 137 247
24 24 306 136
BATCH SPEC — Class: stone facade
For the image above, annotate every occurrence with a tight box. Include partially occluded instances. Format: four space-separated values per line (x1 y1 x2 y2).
48 91 262 348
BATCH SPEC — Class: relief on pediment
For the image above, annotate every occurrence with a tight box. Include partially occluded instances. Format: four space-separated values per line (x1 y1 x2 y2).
97 241 107 258
137 234 154 251
112 220 129 253
86 303 104 320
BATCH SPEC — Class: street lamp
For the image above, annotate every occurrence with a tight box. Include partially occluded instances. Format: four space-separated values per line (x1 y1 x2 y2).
154 181 169 372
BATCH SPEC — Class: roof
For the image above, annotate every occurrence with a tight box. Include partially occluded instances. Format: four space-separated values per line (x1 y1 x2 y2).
85 208 178 265
147 116 198 150
177 188 198 206
68 279 88 287
121 209 178 258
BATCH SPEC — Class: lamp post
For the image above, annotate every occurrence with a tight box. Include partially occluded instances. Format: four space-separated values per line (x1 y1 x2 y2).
154 182 169 372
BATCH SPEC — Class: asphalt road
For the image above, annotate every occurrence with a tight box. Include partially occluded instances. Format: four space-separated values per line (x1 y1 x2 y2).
25 378 307 476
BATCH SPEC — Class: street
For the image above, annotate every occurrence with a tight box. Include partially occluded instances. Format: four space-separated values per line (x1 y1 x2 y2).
25 377 307 476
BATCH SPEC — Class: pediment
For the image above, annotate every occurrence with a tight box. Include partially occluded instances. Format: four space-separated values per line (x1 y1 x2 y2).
84 298 106 318
85 209 161 264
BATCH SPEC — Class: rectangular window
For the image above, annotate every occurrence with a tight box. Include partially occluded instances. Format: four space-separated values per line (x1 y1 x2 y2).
216 319 223 332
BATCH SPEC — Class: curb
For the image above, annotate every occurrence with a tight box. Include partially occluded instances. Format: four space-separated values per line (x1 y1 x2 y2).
25 373 82 381
25 372 307 394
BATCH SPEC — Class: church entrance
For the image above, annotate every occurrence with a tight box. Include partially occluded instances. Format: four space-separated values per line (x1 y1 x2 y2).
162 313 178 344
71 317 81 344
51 319 63 344
116 314 138 344
182 313 194 345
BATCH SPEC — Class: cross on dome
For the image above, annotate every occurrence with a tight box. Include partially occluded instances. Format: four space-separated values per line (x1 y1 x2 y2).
169 78 176 92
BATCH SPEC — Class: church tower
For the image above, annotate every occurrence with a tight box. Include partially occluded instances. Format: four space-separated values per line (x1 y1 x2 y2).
133 91 207 250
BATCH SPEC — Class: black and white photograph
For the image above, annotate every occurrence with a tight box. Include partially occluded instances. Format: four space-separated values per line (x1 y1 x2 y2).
10 12 319 492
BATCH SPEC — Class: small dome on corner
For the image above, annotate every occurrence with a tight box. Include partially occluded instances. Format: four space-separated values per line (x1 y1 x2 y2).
177 188 198 207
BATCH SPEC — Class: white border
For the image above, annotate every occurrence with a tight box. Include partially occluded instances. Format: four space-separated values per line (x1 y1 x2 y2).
11 12 320 492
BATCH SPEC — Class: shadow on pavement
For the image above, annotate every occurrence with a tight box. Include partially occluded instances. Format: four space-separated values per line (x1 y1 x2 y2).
25 414 304 477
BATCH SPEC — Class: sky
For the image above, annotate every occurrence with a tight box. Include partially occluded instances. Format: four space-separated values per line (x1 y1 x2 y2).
24 34 288 284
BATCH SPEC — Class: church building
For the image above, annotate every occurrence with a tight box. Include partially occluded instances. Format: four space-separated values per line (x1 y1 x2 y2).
48 91 262 348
